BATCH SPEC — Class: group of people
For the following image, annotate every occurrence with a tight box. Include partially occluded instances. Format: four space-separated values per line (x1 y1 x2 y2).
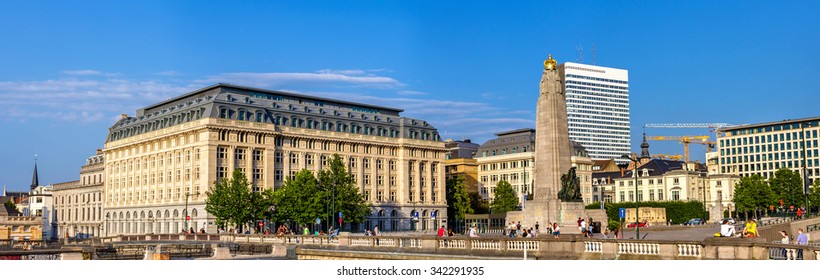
718 219 758 237
505 221 539 238
436 225 456 238
364 225 381 236
576 217 595 238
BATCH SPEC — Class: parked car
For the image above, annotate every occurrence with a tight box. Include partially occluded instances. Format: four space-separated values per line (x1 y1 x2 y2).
626 222 648 228
716 218 736 224
684 218 705 225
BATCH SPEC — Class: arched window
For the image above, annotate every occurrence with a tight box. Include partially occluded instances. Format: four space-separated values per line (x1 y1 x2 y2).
192 209 198 217
378 210 385 217
391 210 398 217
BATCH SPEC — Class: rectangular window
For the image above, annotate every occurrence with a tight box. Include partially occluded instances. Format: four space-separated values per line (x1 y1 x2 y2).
274 170 283 181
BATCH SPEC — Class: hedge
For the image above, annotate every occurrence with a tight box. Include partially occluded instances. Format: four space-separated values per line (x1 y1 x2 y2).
586 201 706 225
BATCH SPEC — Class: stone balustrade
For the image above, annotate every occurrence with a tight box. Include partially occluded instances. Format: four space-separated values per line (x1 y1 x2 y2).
472 239 502 250
677 244 702 257
584 241 602 253
94 233 820 260
617 242 660 255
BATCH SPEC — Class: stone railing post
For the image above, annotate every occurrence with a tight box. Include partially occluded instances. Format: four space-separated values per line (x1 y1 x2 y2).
338 233 349 246
464 238 473 250
421 237 437 251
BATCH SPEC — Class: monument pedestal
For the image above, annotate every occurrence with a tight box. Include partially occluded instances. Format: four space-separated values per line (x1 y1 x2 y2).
506 199 607 233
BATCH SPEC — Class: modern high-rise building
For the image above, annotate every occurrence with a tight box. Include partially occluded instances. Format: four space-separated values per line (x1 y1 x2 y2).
717 116 820 183
559 62 630 163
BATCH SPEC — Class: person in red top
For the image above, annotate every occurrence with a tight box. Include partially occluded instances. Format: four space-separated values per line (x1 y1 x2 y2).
797 208 803 219
437 225 446 237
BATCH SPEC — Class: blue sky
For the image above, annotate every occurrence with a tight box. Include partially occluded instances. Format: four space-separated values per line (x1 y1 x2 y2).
1 1 819 191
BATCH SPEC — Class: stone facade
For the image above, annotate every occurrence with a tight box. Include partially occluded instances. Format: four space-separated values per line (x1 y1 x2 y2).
53 151 104 238
444 158 479 194
102 84 447 235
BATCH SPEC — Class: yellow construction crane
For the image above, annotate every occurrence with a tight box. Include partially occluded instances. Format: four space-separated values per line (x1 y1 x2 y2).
652 154 683 161
646 135 716 162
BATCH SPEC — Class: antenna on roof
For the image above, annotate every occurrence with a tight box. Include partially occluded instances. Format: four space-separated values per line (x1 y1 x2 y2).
577 45 583 63
592 44 597 65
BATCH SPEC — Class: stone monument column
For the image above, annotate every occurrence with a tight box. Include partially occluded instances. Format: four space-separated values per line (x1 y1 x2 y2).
534 54 572 202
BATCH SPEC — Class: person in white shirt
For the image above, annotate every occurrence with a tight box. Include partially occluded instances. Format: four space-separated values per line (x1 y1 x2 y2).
469 226 479 237
580 219 587 236
719 220 736 237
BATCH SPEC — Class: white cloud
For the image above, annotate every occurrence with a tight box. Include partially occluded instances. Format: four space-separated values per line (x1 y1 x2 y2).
0 75 196 123
0 70 533 144
61 70 117 77
155 71 182 76
397 90 427 96
198 70 404 89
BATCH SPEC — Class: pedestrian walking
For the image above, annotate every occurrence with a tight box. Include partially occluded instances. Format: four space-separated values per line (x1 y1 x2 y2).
797 228 808 259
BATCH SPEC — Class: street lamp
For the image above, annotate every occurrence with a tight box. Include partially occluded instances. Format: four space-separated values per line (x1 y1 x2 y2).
621 155 640 239
184 191 199 232
801 122 811 215
700 172 708 221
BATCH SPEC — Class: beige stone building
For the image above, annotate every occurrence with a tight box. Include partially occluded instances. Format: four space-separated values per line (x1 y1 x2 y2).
444 158 479 194
53 150 104 238
611 159 740 221
102 84 446 235
475 129 594 204
0 202 42 240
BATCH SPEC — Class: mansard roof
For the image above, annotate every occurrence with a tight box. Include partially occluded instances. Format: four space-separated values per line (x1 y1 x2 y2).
106 84 440 143
476 128 588 158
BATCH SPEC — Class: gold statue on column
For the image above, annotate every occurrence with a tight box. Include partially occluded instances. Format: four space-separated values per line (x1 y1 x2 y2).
543 54 557 70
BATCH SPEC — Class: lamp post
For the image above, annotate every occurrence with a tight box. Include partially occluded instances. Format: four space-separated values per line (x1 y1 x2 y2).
621 155 640 239
184 191 199 232
701 172 707 221
801 122 811 215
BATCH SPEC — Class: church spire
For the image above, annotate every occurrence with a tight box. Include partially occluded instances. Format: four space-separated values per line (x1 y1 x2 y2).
640 132 651 159
30 157 39 190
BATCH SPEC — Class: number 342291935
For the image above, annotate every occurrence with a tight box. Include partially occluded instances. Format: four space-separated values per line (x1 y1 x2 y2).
429 267 484 276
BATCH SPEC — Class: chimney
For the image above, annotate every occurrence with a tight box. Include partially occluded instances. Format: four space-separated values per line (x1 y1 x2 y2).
120 114 128 119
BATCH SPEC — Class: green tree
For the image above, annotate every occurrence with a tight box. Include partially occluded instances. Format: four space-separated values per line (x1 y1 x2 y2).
769 168 803 208
469 192 490 214
446 175 473 222
490 180 519 214
246 188 276 228
206 169 251 230
205 169 275 231
317 154 371 226
3 199 15 209
272 169 325 226
733 174 774 220
808 180 820 214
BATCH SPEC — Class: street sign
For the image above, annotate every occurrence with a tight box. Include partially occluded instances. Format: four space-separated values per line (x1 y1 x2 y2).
619 208 626 219
413 212 419 220
186 216 191 220
258 221 263 227
431 211 436 218
315 218 321 225
339 212 343 218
